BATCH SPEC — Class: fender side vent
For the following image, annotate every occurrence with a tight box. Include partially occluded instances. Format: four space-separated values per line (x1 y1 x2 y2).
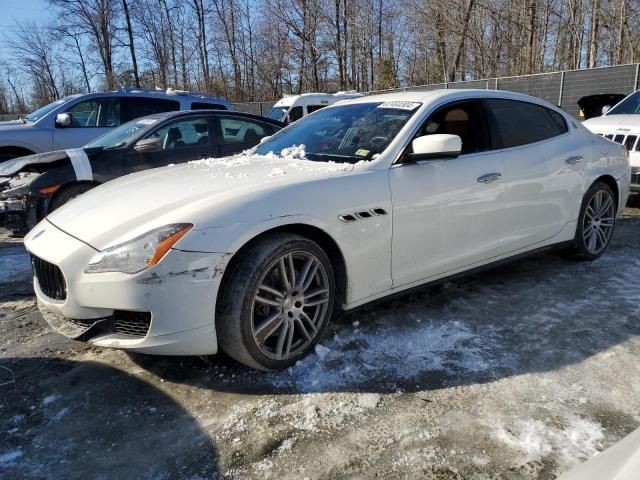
371 208 388 216
355 211 372 219
338 214 357 223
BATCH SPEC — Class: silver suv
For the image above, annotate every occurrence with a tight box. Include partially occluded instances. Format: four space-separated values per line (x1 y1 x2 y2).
0 88 231 162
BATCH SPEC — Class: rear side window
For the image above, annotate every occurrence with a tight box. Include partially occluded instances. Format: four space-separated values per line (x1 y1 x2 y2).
483 99 567 148
307 105 326 114
191 102 227 110
121 97 180 123
217 117 275 145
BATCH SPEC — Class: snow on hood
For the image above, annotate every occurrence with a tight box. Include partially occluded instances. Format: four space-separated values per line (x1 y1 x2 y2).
46 147 364 250
583 114 640 132
0 150 69 177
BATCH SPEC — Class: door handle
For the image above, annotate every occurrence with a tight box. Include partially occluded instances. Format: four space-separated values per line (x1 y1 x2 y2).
477 172 502 183
565 155 583 165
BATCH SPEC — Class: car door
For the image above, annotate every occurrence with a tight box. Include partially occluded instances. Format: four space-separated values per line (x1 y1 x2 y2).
481 98 582 253
126 115 219 173
389 100 506 287
52 98 121 150
214 116 278 156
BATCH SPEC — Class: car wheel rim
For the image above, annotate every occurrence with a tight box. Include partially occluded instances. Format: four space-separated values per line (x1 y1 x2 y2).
250 251 330 360
583 189 615 255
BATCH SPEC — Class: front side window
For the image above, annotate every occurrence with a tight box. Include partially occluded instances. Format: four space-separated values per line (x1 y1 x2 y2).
483 99 567 148
255 102 420 163
218 117 273 146
606 91 640 115
63 98 120 127
418 100 488 154
288 106 303 122
121 97 180 123
149 117 210 150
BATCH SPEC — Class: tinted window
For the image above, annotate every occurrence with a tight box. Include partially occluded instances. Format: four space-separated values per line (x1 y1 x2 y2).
63 98 120 127
149 117 210 150
121 97 180 123
307 105 326 114
418 100 488 154
288 106 303 122
218 117 272 146
484 99 567 148
191 101 226 110
607 91 640 115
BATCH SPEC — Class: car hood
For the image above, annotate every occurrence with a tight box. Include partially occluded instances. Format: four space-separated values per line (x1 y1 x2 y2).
0 120 31 131
583 114 640 132
0 150 70 177
46 153 357 250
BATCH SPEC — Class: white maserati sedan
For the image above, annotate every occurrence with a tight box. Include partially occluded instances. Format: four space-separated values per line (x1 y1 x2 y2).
24 90 630 370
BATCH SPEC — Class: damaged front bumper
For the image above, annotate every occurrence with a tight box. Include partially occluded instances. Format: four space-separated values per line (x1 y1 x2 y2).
25 220 229 356
0 196 29 232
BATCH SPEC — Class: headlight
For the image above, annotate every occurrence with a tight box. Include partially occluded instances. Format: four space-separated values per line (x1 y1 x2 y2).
84 223 193 274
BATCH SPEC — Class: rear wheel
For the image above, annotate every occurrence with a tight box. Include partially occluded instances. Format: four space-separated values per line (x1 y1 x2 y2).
570 181 616 260
217 233 335 370
49 184 94 213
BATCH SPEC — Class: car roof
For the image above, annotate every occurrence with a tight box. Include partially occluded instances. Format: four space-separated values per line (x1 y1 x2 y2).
135 109 286 127
337 88 564 112
74 88 231 108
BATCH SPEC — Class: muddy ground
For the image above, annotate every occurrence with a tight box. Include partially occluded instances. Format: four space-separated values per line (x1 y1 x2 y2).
1 200 640 480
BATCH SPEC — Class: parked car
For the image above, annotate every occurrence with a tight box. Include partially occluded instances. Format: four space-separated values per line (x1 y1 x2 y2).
266 91 362 123
24 89 629 370
582 90 640 192
557 426 640 479
0 110 283 233
577 93 626 120
0 88 231 162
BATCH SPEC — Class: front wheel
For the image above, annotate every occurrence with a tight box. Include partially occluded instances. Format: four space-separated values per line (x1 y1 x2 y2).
570 181 617 260
217 233 335 370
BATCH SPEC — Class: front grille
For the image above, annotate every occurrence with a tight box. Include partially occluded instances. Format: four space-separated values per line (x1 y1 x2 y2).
31 255 67 300
602 132 639 151
113 311 151 338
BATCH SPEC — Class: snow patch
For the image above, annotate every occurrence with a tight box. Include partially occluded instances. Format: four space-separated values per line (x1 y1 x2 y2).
42 395 59 406
0 449 22 466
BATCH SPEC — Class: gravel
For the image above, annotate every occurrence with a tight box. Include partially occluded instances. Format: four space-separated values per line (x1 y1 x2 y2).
1 199 640 479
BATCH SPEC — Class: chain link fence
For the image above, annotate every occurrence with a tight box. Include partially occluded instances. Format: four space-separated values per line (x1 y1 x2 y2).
233 63 640 119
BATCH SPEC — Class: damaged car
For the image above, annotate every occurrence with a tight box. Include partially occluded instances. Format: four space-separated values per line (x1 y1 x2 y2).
0 110 284 233
24 90 629 371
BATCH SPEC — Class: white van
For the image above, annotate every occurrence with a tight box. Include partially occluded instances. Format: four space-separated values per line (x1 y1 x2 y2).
266 91 363 123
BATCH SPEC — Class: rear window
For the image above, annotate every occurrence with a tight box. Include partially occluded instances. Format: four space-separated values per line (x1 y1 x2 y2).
121 97 180 123
191 102 227 110
483 99 568 148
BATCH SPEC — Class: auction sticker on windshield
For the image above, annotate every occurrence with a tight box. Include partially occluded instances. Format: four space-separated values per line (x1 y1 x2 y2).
377 101 421 110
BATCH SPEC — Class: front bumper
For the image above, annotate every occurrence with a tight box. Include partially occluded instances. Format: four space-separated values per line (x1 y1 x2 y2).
25 220 229 356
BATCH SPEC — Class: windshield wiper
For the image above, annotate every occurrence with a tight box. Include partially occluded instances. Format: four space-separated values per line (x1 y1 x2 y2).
306 152 364 164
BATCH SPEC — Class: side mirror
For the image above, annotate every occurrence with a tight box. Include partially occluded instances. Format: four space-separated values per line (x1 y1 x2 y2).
55 113 72 127
602 105 611 115
259 135 271 144
134 137 163 153
406 134 462 162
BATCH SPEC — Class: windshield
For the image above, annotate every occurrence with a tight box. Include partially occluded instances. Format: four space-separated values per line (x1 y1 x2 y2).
255 102 420 163
266 107 289 121
84 117 157 149
607 91 640 115
24 97 74 122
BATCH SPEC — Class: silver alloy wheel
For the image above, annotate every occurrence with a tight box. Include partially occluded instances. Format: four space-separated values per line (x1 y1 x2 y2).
250 251 331 360
583 189 615 255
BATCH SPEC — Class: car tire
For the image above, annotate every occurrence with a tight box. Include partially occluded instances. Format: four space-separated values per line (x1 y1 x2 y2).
569 181 617 260
217 233 335 371
49 184 95 213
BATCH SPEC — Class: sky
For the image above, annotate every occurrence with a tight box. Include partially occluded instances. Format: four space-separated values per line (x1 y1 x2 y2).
0 0 54 63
